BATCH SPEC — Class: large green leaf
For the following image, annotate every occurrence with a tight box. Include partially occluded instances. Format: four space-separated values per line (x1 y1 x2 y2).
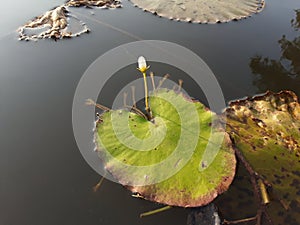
225 90 300 224
95 89 236 207
130 0 265 23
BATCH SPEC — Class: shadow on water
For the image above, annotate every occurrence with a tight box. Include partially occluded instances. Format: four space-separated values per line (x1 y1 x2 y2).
250 9 300 95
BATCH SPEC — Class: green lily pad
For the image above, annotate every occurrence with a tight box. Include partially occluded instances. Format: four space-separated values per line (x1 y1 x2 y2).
95 88 236 207
130 0 265 23
225 90 300 223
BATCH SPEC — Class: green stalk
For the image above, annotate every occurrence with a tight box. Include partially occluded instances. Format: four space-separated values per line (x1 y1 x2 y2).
143 72 149 112
140 206 172 218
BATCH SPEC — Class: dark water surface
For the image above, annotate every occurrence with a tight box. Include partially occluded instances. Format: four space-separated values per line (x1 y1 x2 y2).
1 0 300 224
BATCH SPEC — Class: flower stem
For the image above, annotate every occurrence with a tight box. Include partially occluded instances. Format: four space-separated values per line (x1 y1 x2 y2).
143 72 149 112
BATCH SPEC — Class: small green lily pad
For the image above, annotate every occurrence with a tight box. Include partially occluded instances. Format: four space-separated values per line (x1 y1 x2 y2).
225 90 300 223
95 89 236 207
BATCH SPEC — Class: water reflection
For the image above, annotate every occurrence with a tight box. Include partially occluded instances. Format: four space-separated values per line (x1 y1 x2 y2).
250 9 300 94
291 9 300 30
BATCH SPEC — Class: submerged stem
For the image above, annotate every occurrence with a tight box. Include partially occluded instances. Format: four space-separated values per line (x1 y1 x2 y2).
223 216 257 224
140 206 172 218
93 176 105 192
258 179 270 205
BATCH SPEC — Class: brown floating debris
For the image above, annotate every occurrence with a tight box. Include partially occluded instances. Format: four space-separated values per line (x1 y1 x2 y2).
66 0 121 8
18 0 122 41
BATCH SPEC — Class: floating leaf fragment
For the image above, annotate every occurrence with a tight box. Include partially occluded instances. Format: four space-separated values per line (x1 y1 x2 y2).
225 90 300 224
95 88 236 207
18 0 121 41
129 0 265 23
18 6 86 41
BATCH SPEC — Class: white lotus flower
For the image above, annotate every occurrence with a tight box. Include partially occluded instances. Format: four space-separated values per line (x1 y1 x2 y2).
137 56 151 113
137 56 150 73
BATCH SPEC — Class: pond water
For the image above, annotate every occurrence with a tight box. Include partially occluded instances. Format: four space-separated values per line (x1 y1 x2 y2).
1 0 300 224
